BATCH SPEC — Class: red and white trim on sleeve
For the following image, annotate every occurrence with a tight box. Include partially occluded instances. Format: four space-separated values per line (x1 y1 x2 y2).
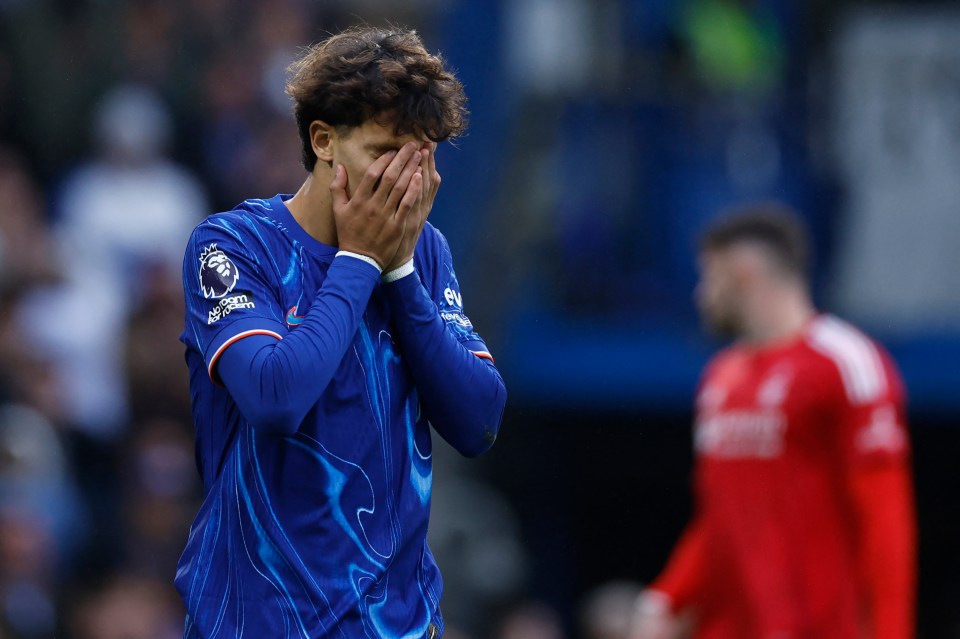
208 329 283 382
471 350 494 363
808 316 888 405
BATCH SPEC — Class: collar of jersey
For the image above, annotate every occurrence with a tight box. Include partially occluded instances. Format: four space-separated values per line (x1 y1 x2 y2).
268 194 339 258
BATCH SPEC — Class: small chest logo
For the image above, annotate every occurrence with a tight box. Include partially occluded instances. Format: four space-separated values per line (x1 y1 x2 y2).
286 306 306 326
757 370 793 408
199 244 240 299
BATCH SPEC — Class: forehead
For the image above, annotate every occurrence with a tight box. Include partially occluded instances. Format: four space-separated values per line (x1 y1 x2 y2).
700 241 772 273
348 118 426 148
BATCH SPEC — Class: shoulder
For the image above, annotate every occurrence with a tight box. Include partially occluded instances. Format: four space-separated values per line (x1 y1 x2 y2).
694 346 746 411
413 221 453 273
703 344 746 379
803 314 900 405
417 221 449 255
188 200 276 248
698 344 748 393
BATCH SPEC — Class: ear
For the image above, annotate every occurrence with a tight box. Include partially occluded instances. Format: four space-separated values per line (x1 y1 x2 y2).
309 121 335 166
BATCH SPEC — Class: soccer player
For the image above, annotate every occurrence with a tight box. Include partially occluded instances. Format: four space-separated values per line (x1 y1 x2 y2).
176 27 506 638
629 206 916 639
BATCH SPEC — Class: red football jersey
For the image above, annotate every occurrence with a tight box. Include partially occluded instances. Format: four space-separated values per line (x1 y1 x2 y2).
652 314 915 639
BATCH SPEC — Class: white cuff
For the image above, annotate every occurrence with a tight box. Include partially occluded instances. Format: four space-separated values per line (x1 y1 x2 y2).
336 251 382 273
382 260 415 283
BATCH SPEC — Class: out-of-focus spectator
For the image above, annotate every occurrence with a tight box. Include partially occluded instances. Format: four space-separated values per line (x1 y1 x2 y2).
68 575 182 639
0 507 57 639
0 149 66 423
0 152 83 638
580 580 644 639
494 600 567 639
427 461 528 636
197 0 310 207
26 84 206 438
123 264 190 423
0 403 87 638
118 417 200 581
0 150 60 297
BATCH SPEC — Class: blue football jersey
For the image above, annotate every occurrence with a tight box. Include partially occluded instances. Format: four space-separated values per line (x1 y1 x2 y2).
177 195 489 638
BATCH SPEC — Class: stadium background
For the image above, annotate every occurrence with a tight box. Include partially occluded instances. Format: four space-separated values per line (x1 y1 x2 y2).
0 0 958 637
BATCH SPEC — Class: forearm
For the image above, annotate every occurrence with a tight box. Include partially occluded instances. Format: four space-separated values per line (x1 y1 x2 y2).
851 465 917 639
650 515 710 613
218 255 380 434
382 267 506 456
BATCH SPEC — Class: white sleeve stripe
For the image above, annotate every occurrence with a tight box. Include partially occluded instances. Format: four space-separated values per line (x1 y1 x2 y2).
207 329 283 381
808 316 887 404
809 316 885 402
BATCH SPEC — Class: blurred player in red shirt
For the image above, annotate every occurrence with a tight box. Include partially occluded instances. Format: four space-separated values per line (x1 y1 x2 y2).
630 205 916 639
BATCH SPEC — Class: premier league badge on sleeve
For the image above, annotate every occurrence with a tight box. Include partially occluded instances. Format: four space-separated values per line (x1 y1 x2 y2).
199 244 240 299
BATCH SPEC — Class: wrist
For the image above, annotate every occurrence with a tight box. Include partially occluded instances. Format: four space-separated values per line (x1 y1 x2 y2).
336 250 383 273
382 259 415 283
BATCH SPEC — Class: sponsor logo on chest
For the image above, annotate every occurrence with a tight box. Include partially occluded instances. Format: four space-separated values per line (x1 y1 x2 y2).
694 369 793 459
695 409 787 459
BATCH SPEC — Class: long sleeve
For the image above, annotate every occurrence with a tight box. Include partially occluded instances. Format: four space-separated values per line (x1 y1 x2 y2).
216 255 380 435
848 464 917 639
831 342 916 639
381 268 506 457
649 515 710 614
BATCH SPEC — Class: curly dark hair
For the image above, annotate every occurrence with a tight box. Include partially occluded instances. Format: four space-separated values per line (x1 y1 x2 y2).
286 26 469 171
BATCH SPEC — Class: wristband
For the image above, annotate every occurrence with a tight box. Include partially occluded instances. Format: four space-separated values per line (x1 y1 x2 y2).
336 251 382 273
382 260 415 283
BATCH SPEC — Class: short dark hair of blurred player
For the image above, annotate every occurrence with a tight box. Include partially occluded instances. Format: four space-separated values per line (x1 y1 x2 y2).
177 26 505 639
630 204 916 639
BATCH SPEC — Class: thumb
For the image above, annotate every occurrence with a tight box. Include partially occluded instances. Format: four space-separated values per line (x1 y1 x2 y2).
329 164 348 210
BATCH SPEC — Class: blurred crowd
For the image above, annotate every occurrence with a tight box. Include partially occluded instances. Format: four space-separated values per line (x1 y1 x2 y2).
0 1 368 637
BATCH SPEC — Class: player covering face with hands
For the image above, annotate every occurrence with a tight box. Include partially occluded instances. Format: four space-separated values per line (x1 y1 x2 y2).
177 27 505 639
324 129 433 272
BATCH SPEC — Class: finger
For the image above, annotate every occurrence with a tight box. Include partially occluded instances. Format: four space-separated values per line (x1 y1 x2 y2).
414 167 426 227
329 164 349 210
427 141 437 177
428 142 439 196
355 150 397 200
384 152 422 213
373 142 419 203
416 146 432 200
395 171 423 222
